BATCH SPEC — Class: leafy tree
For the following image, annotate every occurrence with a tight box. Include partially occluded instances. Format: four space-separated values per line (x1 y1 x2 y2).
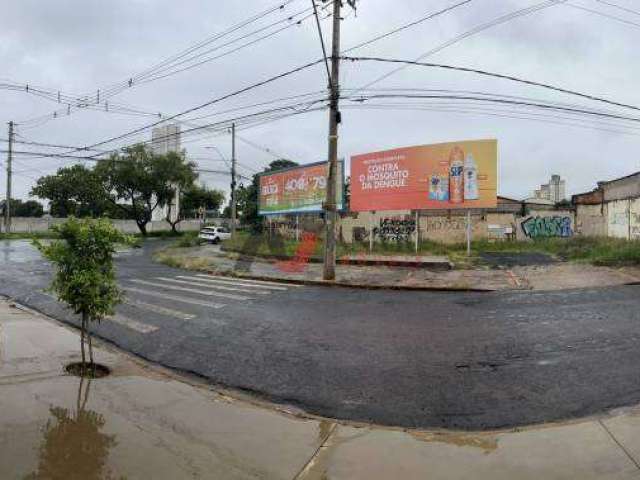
181 184 225 216
239 159 298 231
35 218 131 373
31 165 109 218
0 198 44 217
95 144 197 235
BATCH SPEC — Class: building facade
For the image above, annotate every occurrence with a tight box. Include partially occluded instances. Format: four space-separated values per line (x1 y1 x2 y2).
151 124 182 222
534 174 566 203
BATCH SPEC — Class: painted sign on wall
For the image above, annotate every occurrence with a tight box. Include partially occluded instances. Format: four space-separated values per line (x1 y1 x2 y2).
350 139 497 212
258 161 344 215
521 216 573 238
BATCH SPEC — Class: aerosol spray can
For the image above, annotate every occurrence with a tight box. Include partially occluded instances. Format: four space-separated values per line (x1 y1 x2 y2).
449 147 464 204
463 153 479 200
429 161 450 201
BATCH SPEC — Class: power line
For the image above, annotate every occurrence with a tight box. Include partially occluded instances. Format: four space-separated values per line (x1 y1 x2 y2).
565 1 640 28
354 0 567 92
311 0 332 86
341 92 640 123
342 56 640 113
592 0 640 17
79 59 325 153
342 0 473 53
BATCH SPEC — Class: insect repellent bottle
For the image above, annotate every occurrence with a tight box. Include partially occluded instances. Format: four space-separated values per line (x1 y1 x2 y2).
464 153 479 200
449 147 464 204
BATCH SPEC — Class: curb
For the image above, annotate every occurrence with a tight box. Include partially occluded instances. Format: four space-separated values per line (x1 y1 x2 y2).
221 247 454 271
206 270 497 293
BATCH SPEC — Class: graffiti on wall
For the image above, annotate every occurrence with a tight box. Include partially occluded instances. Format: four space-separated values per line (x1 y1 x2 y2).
373 217 416 242
521 216 573 238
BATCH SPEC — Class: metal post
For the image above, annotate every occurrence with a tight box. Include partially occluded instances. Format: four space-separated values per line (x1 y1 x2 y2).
466 210 472 256
322 0 342 281
415 210 419 254
296 215 300 242
4 121 13 233
369 213 374 253
230 123 237 237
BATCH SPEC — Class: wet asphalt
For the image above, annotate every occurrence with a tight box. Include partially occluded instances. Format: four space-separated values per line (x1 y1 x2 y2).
2 239 640 430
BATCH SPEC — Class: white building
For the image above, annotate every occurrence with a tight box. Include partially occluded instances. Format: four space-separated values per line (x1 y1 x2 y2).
534 174 566 203
151 124 182 222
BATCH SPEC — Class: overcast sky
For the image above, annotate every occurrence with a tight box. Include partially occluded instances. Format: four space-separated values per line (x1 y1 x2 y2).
1 0 639 205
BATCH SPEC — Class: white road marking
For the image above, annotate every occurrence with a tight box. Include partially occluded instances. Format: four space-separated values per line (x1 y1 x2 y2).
106 314 158 334
125 287 226 309
194 274 302 288
176 275 288 291
130 279 249 301
157 277 270 295
124 298 195 320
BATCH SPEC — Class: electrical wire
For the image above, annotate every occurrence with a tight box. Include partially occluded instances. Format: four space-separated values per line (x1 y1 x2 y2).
342 57 640 113
354 0 567 93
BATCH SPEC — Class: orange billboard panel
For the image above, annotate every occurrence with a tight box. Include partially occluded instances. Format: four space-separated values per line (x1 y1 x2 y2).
350 139 497 212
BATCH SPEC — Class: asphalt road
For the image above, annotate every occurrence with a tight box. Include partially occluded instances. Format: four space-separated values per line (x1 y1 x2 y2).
3 239 640 430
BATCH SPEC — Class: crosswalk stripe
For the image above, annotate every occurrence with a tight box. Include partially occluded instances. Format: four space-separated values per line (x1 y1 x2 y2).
159 277 270 295
125 287 226 309
130 279 249 301
177 275 288 291
124 298 195 320
194 274 302 288
106 314 158 334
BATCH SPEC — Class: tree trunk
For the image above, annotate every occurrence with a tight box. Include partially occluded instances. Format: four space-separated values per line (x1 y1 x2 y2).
80 311 87 369
88 322 94 368
137 221 148 236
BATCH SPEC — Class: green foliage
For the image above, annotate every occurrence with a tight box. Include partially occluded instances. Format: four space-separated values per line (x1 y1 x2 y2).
35 218 131 321
0 198 44 217
31 165 115 218
173 232 202 248
181 184 225 217
95 145 197 235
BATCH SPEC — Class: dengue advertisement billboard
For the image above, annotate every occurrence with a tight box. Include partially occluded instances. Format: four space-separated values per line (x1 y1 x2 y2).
350 139 497 212
258 160 344 215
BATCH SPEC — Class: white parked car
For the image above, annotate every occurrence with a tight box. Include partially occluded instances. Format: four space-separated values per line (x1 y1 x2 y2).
198 226 231 244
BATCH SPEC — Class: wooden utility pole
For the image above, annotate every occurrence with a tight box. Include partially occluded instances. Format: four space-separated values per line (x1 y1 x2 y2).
4 121 13 233
322 0 342 281
230 122 237 236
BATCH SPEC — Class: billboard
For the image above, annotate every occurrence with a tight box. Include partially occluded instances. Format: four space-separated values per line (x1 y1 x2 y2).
258 160 344 215
350 139 497 212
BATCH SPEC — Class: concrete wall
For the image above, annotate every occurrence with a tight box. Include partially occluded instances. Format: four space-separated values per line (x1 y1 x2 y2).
3 218 203 235
604 198 640 240
603 175 640 202
575 204 606 237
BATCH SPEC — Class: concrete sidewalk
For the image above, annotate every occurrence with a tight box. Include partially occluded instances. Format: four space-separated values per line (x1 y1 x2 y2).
156 244 640 292
3 300 640 479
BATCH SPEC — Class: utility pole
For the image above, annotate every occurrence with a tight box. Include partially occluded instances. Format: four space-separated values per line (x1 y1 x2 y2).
322 0 342 281
4 121 13 233
230 122 237 237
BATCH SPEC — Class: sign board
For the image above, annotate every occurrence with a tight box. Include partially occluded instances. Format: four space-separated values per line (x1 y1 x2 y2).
350 139 497 212
258 160 344 215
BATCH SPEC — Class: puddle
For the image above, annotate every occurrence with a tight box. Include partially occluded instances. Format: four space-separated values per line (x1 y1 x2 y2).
24 377 122 480
409 431 498 453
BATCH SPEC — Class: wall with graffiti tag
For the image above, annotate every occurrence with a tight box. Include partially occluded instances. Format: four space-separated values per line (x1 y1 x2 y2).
517 213 574 239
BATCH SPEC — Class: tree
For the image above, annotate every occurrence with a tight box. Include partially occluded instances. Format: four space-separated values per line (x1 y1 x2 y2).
95 144 197 235
31 165 110 218
35 218 131 374
239 159 299 231
181 184 225 217
0 199 44 217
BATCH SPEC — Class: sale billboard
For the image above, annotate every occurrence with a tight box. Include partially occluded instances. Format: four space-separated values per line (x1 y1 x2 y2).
258 160 344 215
350 139 497 212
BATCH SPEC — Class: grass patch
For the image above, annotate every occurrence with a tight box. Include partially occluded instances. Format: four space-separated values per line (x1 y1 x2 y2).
221 233 640 267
